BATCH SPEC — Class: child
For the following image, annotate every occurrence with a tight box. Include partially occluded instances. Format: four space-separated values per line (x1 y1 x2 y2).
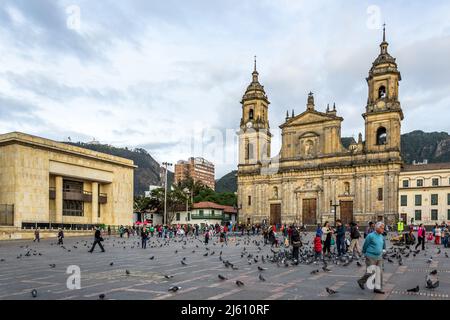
314 233 323 261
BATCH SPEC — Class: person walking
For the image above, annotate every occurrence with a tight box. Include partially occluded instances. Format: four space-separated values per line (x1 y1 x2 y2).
349 222 362 258
34 228 40 243
442 226 449 248
434 223 441 245
204 228 210 245
335 220 346 257
364 222 375 239
357 221 386 294
89 227 105 253
57 229 64 245
415 223 426 251
291 226 301 264
322 221 332 257
141 227 148 249
107 225 111 236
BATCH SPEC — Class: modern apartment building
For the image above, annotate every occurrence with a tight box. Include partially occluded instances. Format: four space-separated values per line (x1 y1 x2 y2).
174 157 215 190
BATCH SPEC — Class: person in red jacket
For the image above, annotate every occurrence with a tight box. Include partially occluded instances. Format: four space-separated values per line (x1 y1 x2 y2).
314 234 323 261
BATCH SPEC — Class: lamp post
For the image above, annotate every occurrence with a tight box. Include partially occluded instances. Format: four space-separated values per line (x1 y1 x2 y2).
162 162 172 226
184 188 190 222
330 200 340 227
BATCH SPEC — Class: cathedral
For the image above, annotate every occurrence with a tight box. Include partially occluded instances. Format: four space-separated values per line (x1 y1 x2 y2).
237 28 403 227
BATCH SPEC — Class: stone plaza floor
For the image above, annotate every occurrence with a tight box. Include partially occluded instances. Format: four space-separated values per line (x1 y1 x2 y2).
0 233 448 300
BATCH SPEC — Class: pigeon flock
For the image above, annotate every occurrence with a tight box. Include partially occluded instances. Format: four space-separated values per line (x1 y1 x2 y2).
0 232 447 300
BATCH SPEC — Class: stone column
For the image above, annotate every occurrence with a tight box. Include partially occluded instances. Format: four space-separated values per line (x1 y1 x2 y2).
55 176 63 224
92 182 99 225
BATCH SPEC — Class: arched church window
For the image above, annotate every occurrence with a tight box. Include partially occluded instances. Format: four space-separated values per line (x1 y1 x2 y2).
249 109 254 120
376 127 387 145
378 86 386 99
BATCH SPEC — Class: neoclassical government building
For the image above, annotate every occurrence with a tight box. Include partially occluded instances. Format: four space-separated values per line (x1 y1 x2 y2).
237 29 403 227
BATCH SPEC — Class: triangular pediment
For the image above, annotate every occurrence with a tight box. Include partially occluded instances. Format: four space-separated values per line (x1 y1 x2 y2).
280 110 342 128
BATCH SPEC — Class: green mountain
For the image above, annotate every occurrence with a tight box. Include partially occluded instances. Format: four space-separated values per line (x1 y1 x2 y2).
215 170 238 193
64 142 174 196
215 131 450 193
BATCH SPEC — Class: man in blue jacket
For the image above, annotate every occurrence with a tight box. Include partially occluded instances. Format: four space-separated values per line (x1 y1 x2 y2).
357 221 386 294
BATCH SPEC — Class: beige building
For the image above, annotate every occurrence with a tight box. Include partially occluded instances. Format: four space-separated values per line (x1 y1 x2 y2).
399 163 450 226
174 157 215 190
0 132 135 229
237 28 403 227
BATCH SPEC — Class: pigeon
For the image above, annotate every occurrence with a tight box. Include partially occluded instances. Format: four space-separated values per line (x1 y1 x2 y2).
430 270 438 275
311 269 320 275
235 280 245 287
149 256 155 260
232 266 239 270
322 266 331 272
109 262 114 266
49 264 56 268
164 275 174 279
407 285 419 293
342 261 351 267
257 266 267 271
259 274 266 282
31 289 38 298
125 270 130 275
326 287 337 295
356 261 363 267
174 250 178 254
203 252 208 257
98 294 105 300
387 258 394 263
437 249 441 254
181 260 187 265
426 280 439 289
426 257 433 264
445 252 449 258
168 286 180 292
218 274 228 280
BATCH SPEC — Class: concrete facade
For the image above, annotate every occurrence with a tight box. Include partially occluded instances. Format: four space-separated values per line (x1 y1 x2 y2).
399 163 450 226
0 132 135 229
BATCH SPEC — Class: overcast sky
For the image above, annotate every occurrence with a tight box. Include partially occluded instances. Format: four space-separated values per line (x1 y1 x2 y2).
1 0 450 179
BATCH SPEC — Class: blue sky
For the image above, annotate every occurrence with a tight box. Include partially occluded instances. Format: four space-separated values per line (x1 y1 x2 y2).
1 0 450 178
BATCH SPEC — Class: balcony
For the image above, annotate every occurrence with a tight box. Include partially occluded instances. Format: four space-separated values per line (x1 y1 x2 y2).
191 214 224 220
63 189 92 202
99 193 107 204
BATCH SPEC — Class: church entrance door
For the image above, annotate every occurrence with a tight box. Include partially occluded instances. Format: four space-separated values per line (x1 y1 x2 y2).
340 201 353 225
302 198 317 226
270 204 281 226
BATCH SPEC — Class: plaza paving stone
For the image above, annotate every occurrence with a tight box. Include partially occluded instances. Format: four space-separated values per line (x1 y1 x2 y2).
0 233 448 300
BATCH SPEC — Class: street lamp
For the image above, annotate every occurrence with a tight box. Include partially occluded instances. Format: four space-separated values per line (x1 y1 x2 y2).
184 188 190 221
162 162 173 226
330 200 340 227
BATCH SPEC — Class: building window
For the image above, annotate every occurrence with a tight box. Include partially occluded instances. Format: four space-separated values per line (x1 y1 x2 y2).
417 179 423 187
211 210 215 216
431 209 438 221
402 180 409 188
448 193 450 206
248 196 252 206
448 209 450 221
415 210 422 221
431 194 438 206
249 109 254 120
432 178 439 186
376 127 387 145
199 210 204 216
415 195 422 206
176 212 180 221
400 195 407 206
377 188 383 201
63 200 84 217
378 85 387 99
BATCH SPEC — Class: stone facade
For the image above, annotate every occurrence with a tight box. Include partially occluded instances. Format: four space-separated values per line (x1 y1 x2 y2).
237 30 403 227
0 132 135 228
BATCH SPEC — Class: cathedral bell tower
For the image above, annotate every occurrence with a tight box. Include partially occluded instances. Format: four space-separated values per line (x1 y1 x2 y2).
238 57 272 167
363 25 403 153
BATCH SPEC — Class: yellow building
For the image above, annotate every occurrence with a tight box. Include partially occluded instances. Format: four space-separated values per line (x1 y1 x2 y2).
399 163 450 226
237 28 403 227
0 132 135 229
